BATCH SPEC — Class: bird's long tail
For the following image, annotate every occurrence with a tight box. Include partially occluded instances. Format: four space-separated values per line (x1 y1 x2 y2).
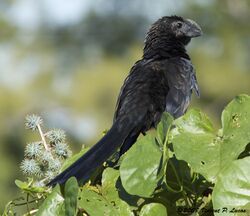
47 121 133 186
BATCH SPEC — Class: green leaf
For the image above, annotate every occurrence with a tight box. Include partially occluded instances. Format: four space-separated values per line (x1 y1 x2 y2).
139 203 167 216
171 109 219 182
172 95 250 183
36 185 65 216
235 202 250 216
64 177 79 216
157 112 174 145
101 168 121 202
212 157 250 216
15 179 46 193
172 108 215 136
221 94 250 167
78 187 119 216
102 167 120 189
15 179 28 189
120 134 162 197
101 168 134 216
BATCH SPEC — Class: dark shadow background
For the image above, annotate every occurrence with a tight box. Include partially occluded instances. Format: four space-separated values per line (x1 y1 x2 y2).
0 0 249 210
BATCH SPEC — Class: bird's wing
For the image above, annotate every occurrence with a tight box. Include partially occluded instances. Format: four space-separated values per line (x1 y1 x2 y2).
114 59 154 124
164 57 199 118
113 58 170 130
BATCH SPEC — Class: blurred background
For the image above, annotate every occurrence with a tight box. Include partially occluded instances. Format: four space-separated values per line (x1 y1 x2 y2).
0 0 250 210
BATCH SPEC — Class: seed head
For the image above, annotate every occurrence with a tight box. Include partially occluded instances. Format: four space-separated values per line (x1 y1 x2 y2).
25 114 43 131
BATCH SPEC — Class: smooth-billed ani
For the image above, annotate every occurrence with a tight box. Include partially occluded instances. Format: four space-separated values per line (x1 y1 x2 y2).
48 15 202 186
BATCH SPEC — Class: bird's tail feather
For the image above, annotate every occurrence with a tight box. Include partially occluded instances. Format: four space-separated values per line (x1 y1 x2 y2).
47 121 132 186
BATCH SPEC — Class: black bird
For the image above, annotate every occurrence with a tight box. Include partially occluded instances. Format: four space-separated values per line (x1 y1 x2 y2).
48 16 202 186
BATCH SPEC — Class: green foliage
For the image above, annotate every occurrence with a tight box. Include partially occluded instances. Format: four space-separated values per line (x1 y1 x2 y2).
139 203 167 216
4 95 250 215
120 134 162 197
36 185 64 216
212 157 250 216
64 177 79 216
172 94 250 183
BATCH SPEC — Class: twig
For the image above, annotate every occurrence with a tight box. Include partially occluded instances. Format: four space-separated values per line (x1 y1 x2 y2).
28 209 38 215
37 124 49 151
195 194 212 215
26 194 30 215
13 198 43 206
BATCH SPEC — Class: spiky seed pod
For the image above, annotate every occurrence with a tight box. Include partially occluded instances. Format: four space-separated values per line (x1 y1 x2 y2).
20 159 41 176
47 129 66 144
35 169 45 179
39 151 54 164
48 158 61 171
25 142 43 158
54 142 70 157
25 114 43 131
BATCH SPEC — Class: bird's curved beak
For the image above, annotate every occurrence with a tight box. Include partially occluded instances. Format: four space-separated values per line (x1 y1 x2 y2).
185 19 203 38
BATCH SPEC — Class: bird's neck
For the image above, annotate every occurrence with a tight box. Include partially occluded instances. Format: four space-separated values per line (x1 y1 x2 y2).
143 34 190 60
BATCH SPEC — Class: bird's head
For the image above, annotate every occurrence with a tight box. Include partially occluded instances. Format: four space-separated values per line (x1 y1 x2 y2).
147 16 202 45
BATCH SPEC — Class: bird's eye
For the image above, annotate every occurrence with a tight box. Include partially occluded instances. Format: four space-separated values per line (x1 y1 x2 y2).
176 22 182 28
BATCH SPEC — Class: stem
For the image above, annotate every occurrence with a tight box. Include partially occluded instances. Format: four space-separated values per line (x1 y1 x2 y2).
164 122 192 207
164 180 195 194
26 194 30 215
195 195 212 215
165 179 183 193
162 126 185 193
37 124 49 151
28 209 38 215
162 143 168 174
169 160 191 207
162 125 171 178
13 198 42 206
161 121 191 206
